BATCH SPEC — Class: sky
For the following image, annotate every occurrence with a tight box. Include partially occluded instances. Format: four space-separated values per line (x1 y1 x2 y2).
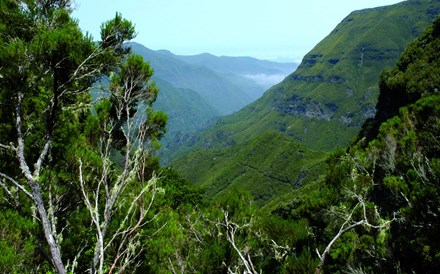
72 0 403 62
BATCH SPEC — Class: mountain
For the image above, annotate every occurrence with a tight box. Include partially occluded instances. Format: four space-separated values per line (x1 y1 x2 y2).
170 0 440 203
152 79 219 162
173 131 326 205
176 53 295 76
265 16 440 272
130 43 297 115
129 43 297 162
130 42 251 115
176 53 297 90
153 79 219 157
153 79 218 132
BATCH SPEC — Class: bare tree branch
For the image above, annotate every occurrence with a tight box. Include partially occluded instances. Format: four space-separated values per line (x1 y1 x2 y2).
0 171 33 199
0 143 15 151
15 91 33 182
10 88 68 273
315 191 396 274
216 210 258 274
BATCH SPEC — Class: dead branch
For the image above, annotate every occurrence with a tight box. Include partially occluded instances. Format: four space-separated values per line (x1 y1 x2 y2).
216 210 258 274
315 192 395 274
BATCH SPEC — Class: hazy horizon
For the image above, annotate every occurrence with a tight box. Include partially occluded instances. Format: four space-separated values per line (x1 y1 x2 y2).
72 0 403 62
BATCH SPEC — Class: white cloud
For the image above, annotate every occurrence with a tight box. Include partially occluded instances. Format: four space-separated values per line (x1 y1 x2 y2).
243 73 287 88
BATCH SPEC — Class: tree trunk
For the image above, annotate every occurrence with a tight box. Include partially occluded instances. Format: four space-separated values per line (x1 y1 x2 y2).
30 181 66 274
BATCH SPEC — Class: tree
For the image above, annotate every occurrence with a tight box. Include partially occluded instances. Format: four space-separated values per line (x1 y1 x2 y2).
0 1 166 272
315 189 395 274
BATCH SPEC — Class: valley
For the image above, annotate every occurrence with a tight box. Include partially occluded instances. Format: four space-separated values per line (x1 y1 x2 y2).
129 43 298 162
2 0 440 272
166 0 440 204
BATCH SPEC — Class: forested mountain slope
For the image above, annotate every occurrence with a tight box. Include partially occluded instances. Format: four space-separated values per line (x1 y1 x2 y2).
130 43 297 162
264 15 440 272
130 42 296 115
171 0 440 203
173 131 326 205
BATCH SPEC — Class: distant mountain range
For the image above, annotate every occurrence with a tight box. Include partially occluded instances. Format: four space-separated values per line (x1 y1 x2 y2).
130 43 297 115
170 0 440 203
176 53 295 89
128 43 298 162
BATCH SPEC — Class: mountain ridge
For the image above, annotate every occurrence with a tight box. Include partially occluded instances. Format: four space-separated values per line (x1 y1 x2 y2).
170 0 440 203
171 0 440 153
130 42 297 114
129 43 298 162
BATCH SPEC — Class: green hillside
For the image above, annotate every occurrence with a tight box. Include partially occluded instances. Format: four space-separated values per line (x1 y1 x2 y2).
131 43 299 162
154 79 218 133
173 131 326 205
264 16 440 272
153 79 219 162
171 0 440 203
181 0 440 151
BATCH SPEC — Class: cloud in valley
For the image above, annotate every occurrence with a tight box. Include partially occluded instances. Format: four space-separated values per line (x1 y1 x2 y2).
244 73 287 88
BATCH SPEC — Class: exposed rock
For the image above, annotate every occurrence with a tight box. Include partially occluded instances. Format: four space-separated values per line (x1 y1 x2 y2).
289 74 324 83
361 107 376 119
271 94 338 121
329 76 346 84
340 113 355 125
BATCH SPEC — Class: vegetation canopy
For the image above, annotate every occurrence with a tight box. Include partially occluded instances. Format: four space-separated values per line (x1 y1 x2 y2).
0 0 167 272
1 0 440 273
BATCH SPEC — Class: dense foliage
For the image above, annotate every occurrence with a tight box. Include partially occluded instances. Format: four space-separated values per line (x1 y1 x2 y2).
1 0 440 273
265 15 440 273
0 0 169 272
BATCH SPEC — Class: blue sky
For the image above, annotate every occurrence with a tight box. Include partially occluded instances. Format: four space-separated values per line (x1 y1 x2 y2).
72 0 403 62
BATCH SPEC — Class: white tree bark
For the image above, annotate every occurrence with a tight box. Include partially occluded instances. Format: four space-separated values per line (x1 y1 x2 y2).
216 210 259 274
0 31 143 273
13 90 67 274
315 192 395 274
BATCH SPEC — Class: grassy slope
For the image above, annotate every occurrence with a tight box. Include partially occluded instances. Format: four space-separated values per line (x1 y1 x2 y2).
171 0 440 203
173 131 326 205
